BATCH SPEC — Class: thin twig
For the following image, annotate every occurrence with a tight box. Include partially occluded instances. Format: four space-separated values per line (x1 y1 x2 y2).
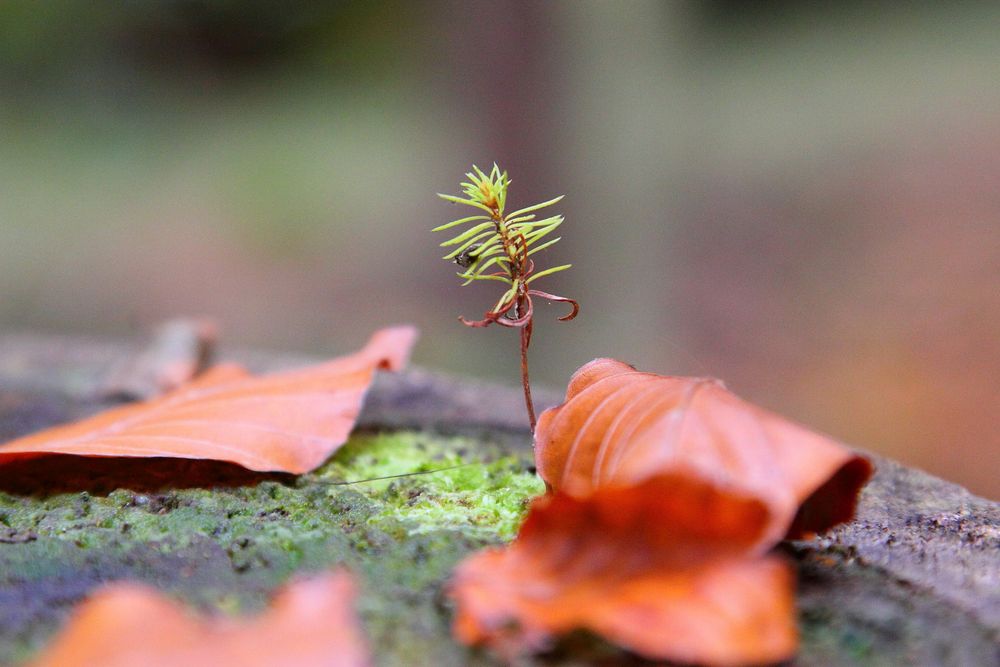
311 463 475 486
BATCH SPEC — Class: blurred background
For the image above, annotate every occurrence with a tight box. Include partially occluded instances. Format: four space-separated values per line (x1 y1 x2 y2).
0 1 997 498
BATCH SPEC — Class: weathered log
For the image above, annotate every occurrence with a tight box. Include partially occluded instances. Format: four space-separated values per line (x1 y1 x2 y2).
0 331 996 666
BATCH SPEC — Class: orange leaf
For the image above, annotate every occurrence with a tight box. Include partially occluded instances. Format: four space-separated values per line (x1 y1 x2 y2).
536 358 872 547
0 326 417 474
451 476 797 665
30 570 370 667
450 358 872 664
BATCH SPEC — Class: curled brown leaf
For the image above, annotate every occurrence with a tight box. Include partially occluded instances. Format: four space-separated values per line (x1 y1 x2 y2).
452 475 797 665
536 358 873 547
451 358 872 664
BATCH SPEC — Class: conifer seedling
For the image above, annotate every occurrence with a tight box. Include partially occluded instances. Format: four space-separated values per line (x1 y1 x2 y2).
435 164 579 432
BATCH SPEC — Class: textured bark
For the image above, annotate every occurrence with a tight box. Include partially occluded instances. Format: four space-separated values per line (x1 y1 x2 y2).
0 332 997 666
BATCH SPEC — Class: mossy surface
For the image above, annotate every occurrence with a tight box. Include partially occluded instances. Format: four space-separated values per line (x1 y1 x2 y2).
2 382 997 666
0 430 543 666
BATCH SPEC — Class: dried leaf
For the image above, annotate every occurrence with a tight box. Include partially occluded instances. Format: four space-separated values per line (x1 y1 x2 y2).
30 570 370 667
535 359 872 546
452 476 797 665
451 358 872 664
0 326 417 474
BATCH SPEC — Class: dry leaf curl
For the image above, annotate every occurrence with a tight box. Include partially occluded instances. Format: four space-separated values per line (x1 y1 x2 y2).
451 358 872 665
30 570 369 667
0 326 417 474
452 475 797 665
536 358 873 547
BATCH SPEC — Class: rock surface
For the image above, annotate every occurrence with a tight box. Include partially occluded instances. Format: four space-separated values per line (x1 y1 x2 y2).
0 332 997 666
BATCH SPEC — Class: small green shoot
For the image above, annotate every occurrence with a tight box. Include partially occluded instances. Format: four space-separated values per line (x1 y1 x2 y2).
436 164 578 431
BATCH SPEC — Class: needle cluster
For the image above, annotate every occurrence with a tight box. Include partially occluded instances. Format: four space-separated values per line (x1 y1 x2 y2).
435 164 578 431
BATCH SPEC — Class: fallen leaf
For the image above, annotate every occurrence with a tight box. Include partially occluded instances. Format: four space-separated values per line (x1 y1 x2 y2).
535 359 872 546
450 358 872 664
30 570 369 667
452 475 797 665
0 326 417 474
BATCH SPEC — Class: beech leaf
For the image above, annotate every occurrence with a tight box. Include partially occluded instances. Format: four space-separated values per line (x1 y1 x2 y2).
451 475 797 665
535 358 873 547
0 326 417 474
29 570 370 667
450 358 872 665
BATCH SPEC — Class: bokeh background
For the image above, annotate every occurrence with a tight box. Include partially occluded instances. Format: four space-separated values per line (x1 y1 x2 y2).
1 1 997 498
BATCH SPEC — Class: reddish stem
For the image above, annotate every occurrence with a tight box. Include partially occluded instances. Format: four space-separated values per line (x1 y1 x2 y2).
516 294 536 432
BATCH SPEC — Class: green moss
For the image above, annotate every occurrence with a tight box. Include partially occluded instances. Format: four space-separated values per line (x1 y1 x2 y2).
312 432 544 541
0 430 543 666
